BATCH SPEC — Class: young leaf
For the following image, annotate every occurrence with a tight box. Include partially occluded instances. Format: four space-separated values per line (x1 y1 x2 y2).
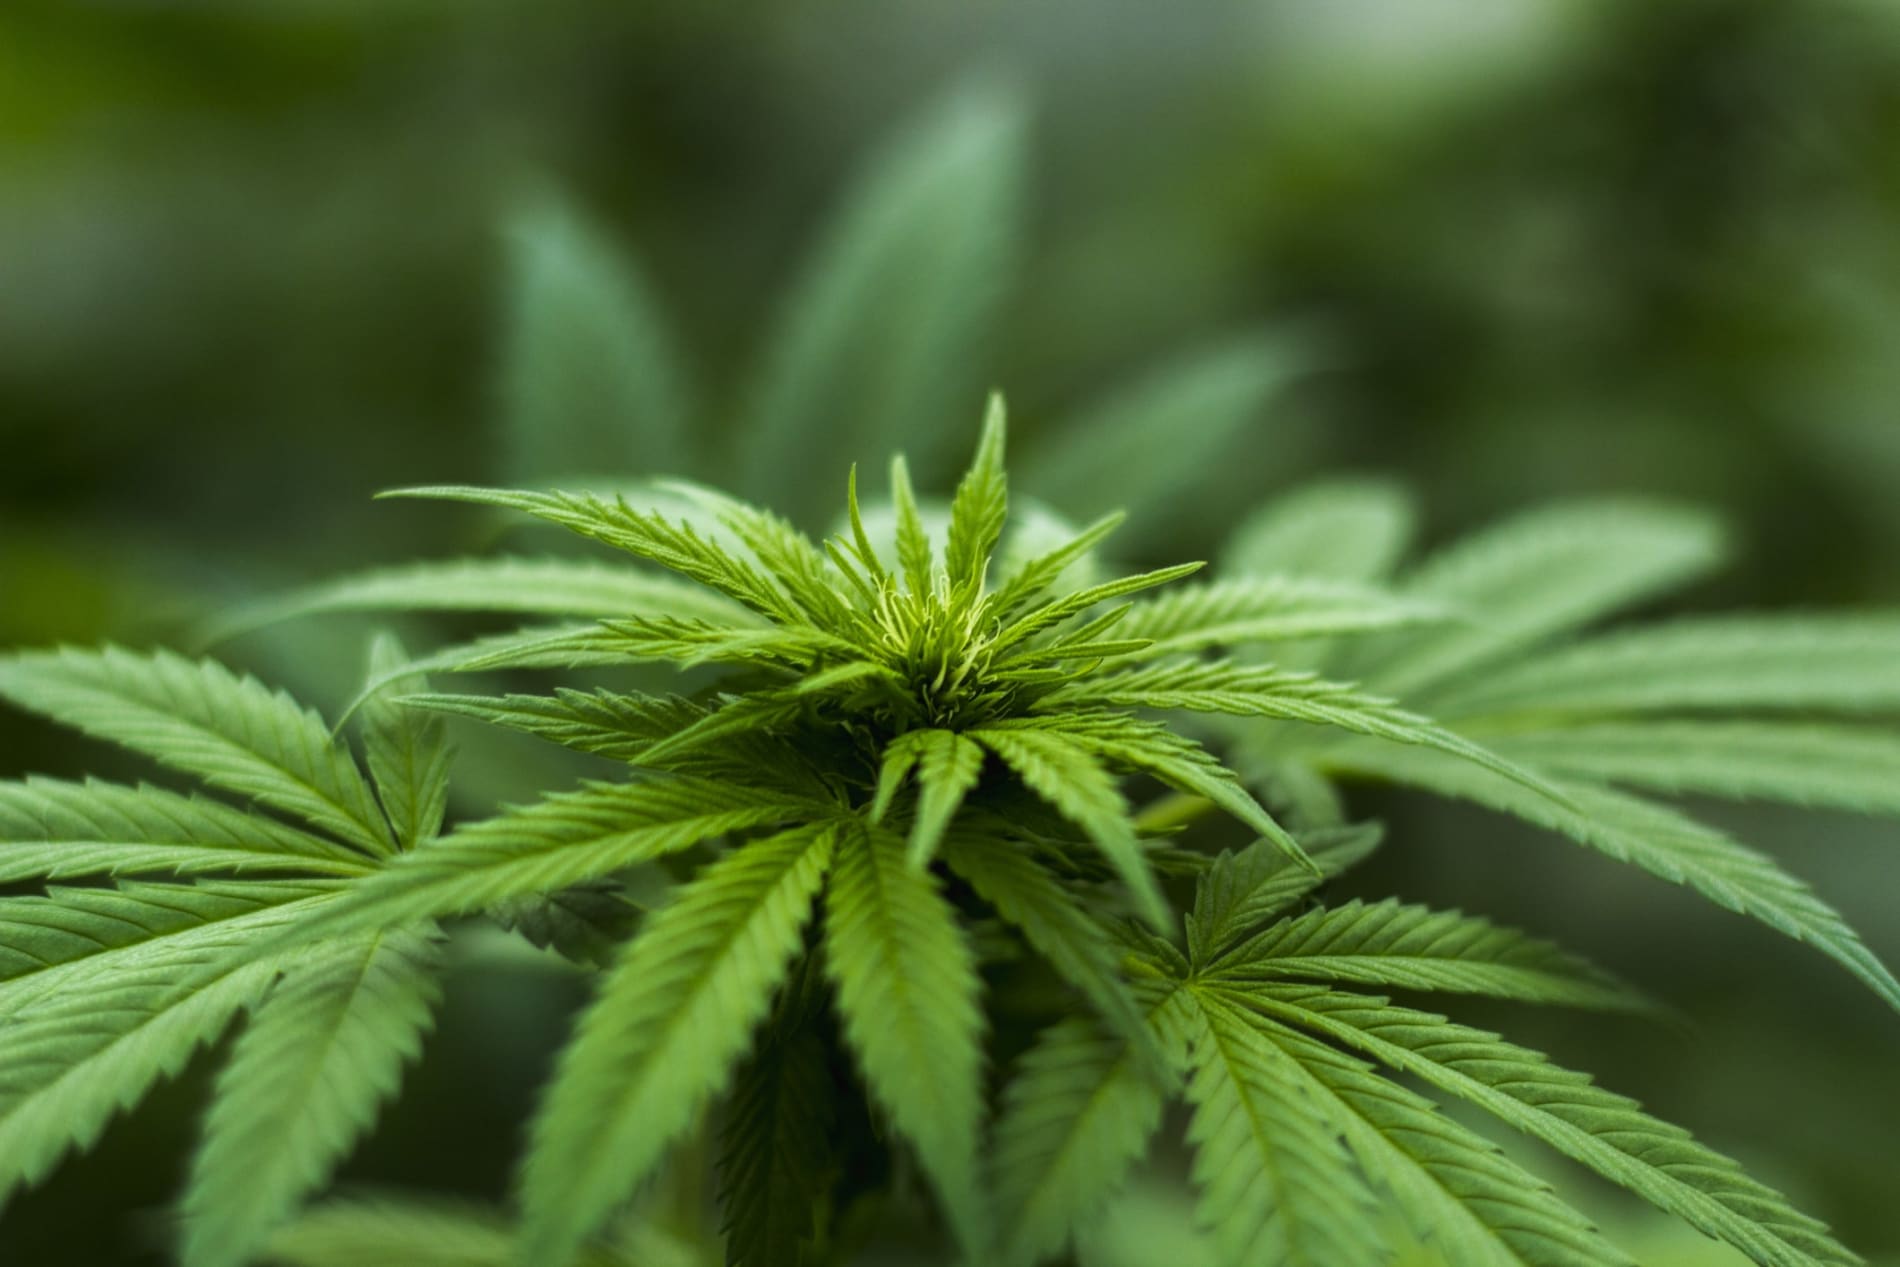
180 928 444 1267
380 487 802 625
889 454 936 594
945 393 1010 592
989 509 1123 620
362 635 452 851
904 728 986 867
449 617 857 674
518 822 836 1267
824 823 989 1256
992 562 1205 655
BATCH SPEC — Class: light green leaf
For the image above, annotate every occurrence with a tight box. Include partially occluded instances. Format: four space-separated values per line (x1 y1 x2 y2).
0 883 338 1019
992 562 1204 655
1106 577 1448 657
0 778 370 884
1434 615 1900 720
991 999 1184 1267
519 822 835 1267
946 393 1011 593
824 823 988 1256
1345 501 1728 698
1029 711 1314 874
739 77 1025 520
1257 987 1859 1267
257 779 820 948
1223 479 1417 585
1489 721 1900 815
990 508 1122 619
1186 823 1383 965
660 479 865 631
1233 1000 1633 1267
399 690 833 802
1045 661 1563 809
497 194 692 484
199 556 755 647
0 914 296 1205
404 689 704 765
362 635 452 851
971 726 1168 929
1210 898 1642 1011
905 728 986 867
1180 991 1386 1267
1025 332 1309 527
870 729 927 823
181 928 444 1267
380 487 802 625
889 454 936 594
450 616 857 674
264 1197 642 1267
1318 745 1900 1014
0 646 393 857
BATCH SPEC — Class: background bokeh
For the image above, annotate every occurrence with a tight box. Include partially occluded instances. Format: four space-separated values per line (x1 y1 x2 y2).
3 0 1898 1262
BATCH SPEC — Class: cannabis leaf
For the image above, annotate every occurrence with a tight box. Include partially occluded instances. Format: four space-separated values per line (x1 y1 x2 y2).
3 399 1888 1267
0 641 455 1267
1223 490 1900 1016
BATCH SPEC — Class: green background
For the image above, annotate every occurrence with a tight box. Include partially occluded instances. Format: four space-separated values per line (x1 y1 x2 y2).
3 0 1897 1261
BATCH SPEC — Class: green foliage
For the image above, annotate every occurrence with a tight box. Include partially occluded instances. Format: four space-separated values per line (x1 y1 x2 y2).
497 194 693 485
2 407 1895 1267
1223 485 1900 1014
518 822 835 1267
180 928 444 1267
0 642 454 1266
989 1002 1179 1267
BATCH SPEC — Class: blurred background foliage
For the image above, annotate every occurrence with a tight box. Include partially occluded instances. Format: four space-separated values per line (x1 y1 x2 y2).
3 0 1898 1262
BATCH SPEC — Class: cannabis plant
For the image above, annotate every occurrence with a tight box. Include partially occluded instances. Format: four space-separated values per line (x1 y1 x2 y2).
1 401 1895 1267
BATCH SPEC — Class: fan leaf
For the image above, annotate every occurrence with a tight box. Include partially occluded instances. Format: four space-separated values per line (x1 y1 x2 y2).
518 822 836 1267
